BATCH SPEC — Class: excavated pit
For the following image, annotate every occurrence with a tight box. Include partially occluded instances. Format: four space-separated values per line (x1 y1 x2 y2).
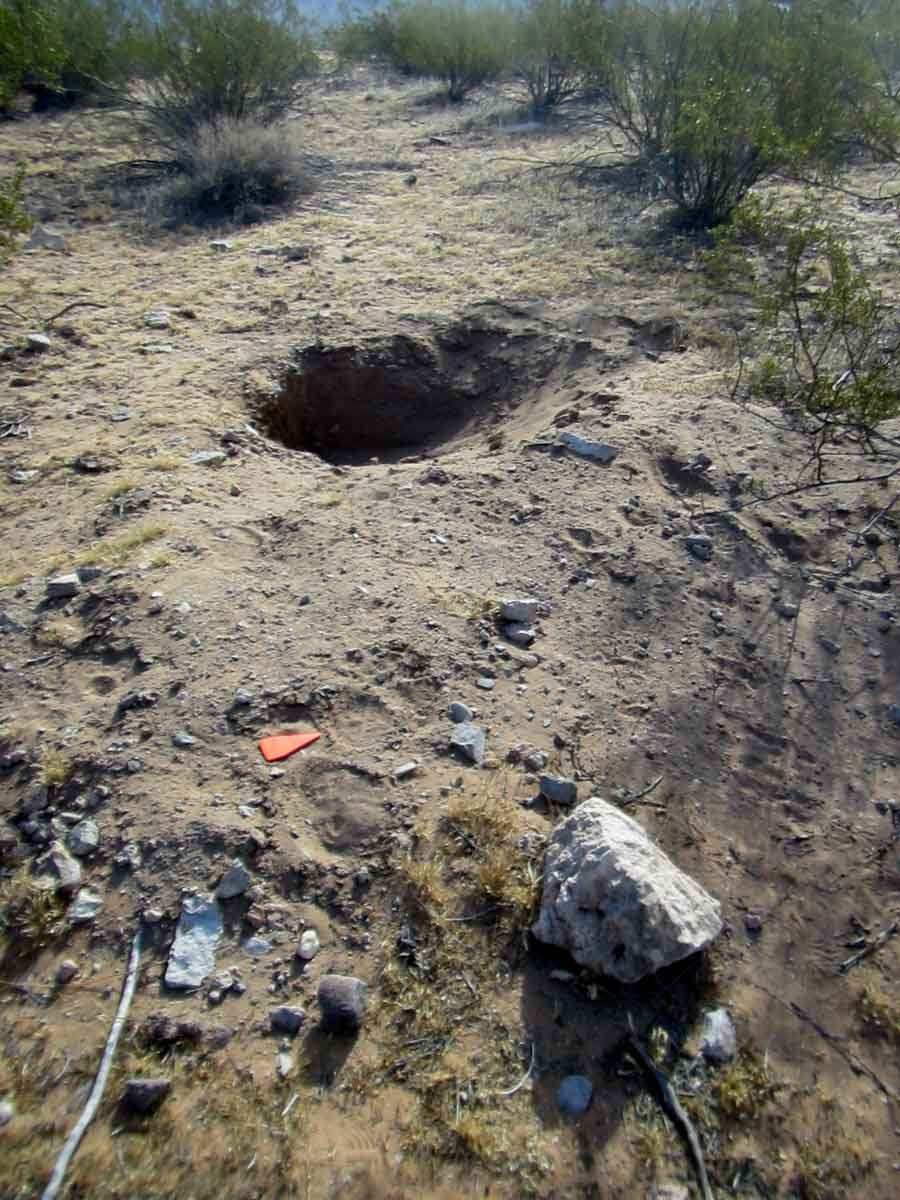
254 318 570 465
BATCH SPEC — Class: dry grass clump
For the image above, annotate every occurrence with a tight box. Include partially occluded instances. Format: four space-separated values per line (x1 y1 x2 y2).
0 868 68 961
712 1047 781 1122
856 971 900 1043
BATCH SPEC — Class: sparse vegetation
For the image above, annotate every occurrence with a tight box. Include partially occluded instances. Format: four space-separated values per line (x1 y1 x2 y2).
0 869 68 959
0 164 31 264
857 971 900 1042
39 747 74 788
388 0 515 103
713 1047 780 1122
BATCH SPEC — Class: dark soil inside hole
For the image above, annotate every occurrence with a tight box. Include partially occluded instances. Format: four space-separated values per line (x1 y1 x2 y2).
253 315 566 465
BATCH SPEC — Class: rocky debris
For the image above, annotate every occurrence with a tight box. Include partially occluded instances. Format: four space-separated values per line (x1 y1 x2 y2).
557 432 618 464
25 333 51 353
744 912 763 933
123 1077 171 1114
539 774 578 806
500 598 539 624
191 450 227 467
393 760 418 780
699 1008 736 1064
172 731 196 748
140 1013 204 1047
234 687 253 706
0 1099 14 1128
36 842 82 895
25 225 67 251
297 929 320 961
69 888 103 923
55 959 78 985
649 1186 689 1200
685 534 713 561
46 573 80 600
66 819 99 857
215 858 252 900
116 690 159 717
318 974 367 1033
209 239 232 252
476 676 494 690
165 895 223 990
533 799 722 982
450 722 486 765
449 700 473 723
270 1006 305 1036
277 1051 294 1078
557 1074 593 1117
144 310 171 330
504 622 536 647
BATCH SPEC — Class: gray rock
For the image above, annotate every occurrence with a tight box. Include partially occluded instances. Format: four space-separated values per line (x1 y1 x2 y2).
476 676 495 691
744 912 763 933
270 1006 305 1036
242 935 272 957
46 573 81 599
165 895 223 989
172 731 196 748
56 959 78 985
504 622 536 647
77 566 103 583
450 722 486 765
234 687 253 706
123 1077 171 1114
778 601 799 619
539 775 578 806
500 598 539 623
25 333 51 353
699 1007 736 1064
297 928 320 961
648 1186 689 1200
0 1099 13 1128
557 432 618 464
36 842 82 895
685 534 713 561
215 858 251 899
557 1074 593 1116
393 761 418 780
532 798 722 983
191 450 227 467
887 704 900 727
449 701 473 723
144 310 171 329
25 225 67 252
209 239 232 252
66 819 99 857
69 888 103 923
318 974 367 1033
277 1051 295 1078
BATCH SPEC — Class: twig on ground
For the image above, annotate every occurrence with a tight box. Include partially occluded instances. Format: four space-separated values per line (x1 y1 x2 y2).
626 1026 713 1200
838 917 899 974
495 1042 536 1098
45 301 108 327
621 775 664 807
853 494 900 546
42 928 143 1200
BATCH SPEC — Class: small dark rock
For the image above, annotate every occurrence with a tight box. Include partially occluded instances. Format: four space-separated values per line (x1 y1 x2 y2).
123 1077 171 1114
318 974 367 1033
270 1006 306 1036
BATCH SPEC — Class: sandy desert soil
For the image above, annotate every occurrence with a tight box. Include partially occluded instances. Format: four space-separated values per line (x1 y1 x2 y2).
1 65 900 1200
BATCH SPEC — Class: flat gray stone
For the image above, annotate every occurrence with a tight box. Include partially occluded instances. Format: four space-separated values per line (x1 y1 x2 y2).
504 622 536 647
539 775 578 806
699 1007 736 1063
36 842 82 895
69 888 103 923
685 534 713 561
533 798 722 983
270 1006 305 1036
558 1074 593 1116
172 731 196 748
450 722 486 765
165 895 223 990
46 574 81 599
66 819 99 857
557 432 617 463
25 333 51 353
25 226 67 251
209 240 232 252
214 858 251 899
318 974 367 1033
500 598 539 623
393 761 418 780
449 701 473 723
191 450 227 467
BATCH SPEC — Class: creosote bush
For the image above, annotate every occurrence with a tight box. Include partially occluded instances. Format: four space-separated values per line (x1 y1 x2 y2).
0 165 31 265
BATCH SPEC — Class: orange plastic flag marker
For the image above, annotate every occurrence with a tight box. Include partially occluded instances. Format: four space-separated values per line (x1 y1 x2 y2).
258 731 321 763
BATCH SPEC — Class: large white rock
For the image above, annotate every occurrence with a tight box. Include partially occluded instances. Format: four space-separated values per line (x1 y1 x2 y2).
532 798 722 982
165 895 223 990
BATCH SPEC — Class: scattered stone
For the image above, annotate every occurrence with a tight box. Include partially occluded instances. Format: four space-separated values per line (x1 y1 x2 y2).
165 895 223 990
449 701 473 723
557 1074 593 1117
297 929 320 961
649 1185 690 1200
778 601 799 619
557 432 618 464
243 935 272 957
744 912 763 933
25 333 51 353
77 566 103 583
539 775 578 806
504 622 536 647
142 908 164 925
140 1014 204 1047
209 239 232 253
69 888 103 923
191 450 227 467
270 1006 305 1036
0 1099 13 1128
476 676 495 691
56 959 78 985
172 731 196 748
281 244 311 262
393 761 418 781
685 534 713 561
450 722 486 765
46 573 80 600
500 598 539 623
215 858 252 899
234 687 253 706
25 226 67 252
318 974 367 1033
699 1007 737 1064
277 1051 294 1078
533 798 722 983
66 819 99 857
36 842 82 895
144 310 171 329
116 690 159 716
123 1077 171 1114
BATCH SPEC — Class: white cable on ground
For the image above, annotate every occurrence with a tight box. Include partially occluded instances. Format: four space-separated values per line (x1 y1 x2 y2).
42 928 143 1200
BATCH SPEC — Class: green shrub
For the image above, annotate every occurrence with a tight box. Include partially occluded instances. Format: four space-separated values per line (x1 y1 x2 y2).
714 198 900 473
331 3 411 69
511 0 610 113
157 116 313 224
0 165 32 265
130 0 318 158
0 1 65 113
391 0 514 102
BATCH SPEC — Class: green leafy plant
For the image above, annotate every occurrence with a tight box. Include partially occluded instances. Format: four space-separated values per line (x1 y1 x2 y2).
0 1 65 112
510 0 610 113
390 0 514 102
0 165 31 265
